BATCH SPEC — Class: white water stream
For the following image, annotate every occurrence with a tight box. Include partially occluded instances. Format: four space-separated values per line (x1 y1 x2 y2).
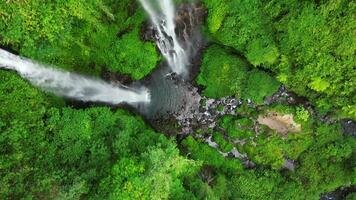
139 0 189 76
0 49 150 105
0 0 191 105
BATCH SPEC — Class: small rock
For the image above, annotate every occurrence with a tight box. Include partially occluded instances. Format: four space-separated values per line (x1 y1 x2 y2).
341 119 356 137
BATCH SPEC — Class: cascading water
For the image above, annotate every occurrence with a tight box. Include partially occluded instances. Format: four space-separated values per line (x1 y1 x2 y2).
136 2 206 119
139 0 190 76
0 49 150 105
0 1 204 116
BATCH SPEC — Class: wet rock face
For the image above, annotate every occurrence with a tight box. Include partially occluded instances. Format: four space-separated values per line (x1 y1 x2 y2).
283 159 296 171
141 3 206 46
265 85 337 124
175 96 243 135
173 94 254 167
341 119 356 137
141 21 156 42
264 85 310 106
133 63 253 164
140 2 207 81
174 3 207 45
0 44 19 55
320 186 356 200
137 3 208 131
101 68 134 85
176 97 242 134
140 67 243 136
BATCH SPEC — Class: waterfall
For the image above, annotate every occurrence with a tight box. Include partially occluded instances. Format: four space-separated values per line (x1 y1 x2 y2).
139 0 189 76
0 49 150 105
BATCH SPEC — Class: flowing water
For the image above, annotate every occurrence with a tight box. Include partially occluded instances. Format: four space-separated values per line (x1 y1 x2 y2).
133 63 200 120
0 1 204 114
139 0 190 76
134 1 206 119
0 49 150 105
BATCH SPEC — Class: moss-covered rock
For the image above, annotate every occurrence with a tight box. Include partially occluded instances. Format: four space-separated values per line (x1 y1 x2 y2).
197 45 249 98
242 70 280 104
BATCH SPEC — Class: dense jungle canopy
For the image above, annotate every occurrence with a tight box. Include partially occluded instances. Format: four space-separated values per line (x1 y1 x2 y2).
0 0 355 199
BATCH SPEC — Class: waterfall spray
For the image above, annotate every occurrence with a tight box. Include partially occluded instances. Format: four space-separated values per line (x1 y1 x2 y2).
139 0 189 76
0 49 150 105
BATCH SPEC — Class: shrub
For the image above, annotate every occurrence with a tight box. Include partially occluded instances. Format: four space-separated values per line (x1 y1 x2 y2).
242 70 280 104
197 45 249 98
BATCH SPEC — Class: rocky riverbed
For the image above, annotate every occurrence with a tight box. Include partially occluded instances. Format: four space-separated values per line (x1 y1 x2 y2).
128 2 356 170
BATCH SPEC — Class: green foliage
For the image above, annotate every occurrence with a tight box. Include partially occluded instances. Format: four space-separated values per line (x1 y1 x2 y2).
0 0 159 78
213 132 233 152
202 0 356 119
197 45 280 104
110 28 159 79
0 71 49 126
212 175 231 200
0 1 355 200
0 71 52 199
182 136 243 173
276 1 356 118
231 170 281 200
197 45 249 98
202 0 279 67
245 134 286 169
196 114 354 199
293 137 355 197
242 69 280 104
346 193 356 200
220 115 254 140
236 102 257 117
100 143 199 200
0 71 197 199
295 106 310 122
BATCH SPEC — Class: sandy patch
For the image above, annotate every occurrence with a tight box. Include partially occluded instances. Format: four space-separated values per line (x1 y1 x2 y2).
258 112 301 135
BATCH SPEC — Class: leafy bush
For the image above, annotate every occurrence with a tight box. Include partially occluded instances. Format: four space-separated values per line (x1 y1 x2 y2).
202 0 279 67
213 132 233 152
220 115 254 140
182 136 243 173
197 45 249 98
109 27 159 79
242 69 280 104
198 45 280 104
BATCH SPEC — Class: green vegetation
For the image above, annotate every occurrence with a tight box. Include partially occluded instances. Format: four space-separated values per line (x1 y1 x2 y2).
0 0 159 78
0 70 198 199
182 103 355 199
0 0 355 199
346 193 356 200
197 45 280 104
243 69 280 104
197 45 249 98
213 132 234 152
202 0 356 119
